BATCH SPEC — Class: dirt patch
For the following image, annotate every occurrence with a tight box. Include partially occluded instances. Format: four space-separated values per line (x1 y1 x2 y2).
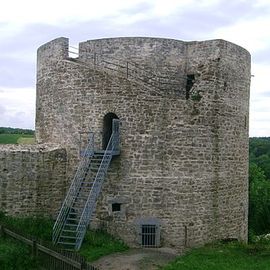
91 248 178 270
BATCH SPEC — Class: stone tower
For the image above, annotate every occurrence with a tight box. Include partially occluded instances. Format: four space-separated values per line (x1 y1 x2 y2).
1 36 251 250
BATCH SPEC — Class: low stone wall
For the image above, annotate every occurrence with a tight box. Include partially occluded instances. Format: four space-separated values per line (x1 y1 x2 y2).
0 144 67 217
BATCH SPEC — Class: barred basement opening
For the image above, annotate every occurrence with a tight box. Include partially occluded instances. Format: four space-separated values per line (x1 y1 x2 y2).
141 224 158 247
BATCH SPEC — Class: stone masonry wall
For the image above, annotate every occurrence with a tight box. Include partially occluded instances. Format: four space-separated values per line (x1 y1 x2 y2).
34 37 250 249
0 144 67 217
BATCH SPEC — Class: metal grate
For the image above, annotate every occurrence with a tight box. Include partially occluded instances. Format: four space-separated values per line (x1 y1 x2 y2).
141 225 158 248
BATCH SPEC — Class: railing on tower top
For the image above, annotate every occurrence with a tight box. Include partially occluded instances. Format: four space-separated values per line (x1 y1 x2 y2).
67 46 185 94
52 132 95 244
68 46 79 58
88 53 183 92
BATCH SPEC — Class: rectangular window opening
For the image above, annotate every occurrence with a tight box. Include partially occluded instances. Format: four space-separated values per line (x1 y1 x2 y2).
112 203 121 212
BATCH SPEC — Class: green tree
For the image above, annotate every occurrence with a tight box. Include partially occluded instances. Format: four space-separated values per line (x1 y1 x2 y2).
249 163 270 235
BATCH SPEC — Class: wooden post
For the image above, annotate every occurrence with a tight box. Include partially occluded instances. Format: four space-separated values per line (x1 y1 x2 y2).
0 225 5 238
32 238 38 258
80 259 87 270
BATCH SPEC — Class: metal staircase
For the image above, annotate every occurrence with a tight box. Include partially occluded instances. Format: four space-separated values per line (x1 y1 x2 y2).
52 119 120 250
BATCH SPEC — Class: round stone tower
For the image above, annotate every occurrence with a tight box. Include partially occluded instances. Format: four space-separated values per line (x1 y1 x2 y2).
36 37 250 249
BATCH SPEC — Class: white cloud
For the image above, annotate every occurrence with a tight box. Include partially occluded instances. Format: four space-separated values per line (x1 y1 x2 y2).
0 0 145 25
249 62 270 137
251 63 270 95
253 0 270 7
0 0 225 27
212 16 270 54
0 87 35 129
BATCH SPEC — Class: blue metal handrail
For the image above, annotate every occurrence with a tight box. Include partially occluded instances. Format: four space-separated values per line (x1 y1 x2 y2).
52 132 94 244
75 119 120 250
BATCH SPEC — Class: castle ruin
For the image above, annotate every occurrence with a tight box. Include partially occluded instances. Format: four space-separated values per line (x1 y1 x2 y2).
0 37 250 250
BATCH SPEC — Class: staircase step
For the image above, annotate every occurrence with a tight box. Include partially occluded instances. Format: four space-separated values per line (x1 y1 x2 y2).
60 235 77 239
66 215 79 218
94 150 105 154
57 241 76 246
70 206 83 210
62 229 76 233
66 218 79 221
81 181 94 185
74 197 88 202
61 232 77 236
74 193 90 197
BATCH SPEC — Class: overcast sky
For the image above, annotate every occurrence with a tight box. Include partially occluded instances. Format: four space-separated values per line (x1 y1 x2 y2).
0 0 269 137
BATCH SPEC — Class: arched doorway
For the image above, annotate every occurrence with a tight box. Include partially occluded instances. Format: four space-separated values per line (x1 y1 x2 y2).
102 113 119 150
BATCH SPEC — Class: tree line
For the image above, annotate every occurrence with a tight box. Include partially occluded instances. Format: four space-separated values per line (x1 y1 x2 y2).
0 127 34 135
249 137 270 236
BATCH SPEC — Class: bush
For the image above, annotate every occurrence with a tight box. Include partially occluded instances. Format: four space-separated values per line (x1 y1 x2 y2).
249 163 270 235
0 213 53 241
0 237 38 270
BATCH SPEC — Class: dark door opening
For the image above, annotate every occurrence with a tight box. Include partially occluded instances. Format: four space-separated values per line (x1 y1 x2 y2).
186 74 195 99
102 113 119 150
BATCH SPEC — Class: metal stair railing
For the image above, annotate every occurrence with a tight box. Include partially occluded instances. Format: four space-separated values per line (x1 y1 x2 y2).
67 47 185 95
86 53 183 92
74 119 120 250
52 132 95 244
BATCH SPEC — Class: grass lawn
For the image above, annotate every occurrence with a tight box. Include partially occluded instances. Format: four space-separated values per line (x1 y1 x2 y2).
162 241 270 270
2 214 269 269
0 134 35 144
80 229 128 262
0 213 128 265
0 237 39 270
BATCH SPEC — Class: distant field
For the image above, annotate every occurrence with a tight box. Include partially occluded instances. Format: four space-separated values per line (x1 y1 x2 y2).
0 134 35 144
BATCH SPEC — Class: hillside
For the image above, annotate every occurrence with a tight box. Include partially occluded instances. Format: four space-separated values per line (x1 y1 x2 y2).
0 127 35 144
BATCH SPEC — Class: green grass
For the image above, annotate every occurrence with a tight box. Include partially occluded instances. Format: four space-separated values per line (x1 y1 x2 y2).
0 237 39 270
0 134 35 144
80 229 129 261
0 213 53 241
0 212 128 263
1 213 270 269
162 242 270 270
17 137 35 144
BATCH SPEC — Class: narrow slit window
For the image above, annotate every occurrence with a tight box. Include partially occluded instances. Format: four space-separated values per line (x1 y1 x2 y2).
186 74 195 100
